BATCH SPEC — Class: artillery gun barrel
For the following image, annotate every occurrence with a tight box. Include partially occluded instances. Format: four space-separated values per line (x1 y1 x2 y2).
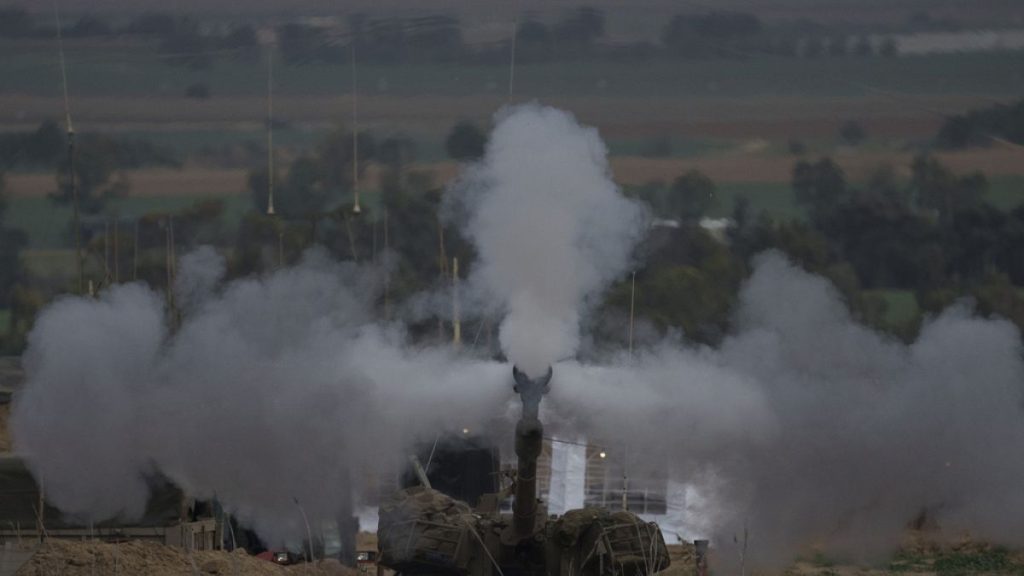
513 415 543 536
510 365 552 538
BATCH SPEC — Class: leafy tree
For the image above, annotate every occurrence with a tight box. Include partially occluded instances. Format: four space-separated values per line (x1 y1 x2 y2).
231 211 283 276
864 164 910 207
943 203 1006 282
972 273 1024 330
0 174 27 307
820 192 940 289
910 155 985 221
608 225 743 343
668 170 716 222
52 134 130 215
4 286 42 354
174 200 227 250
249 126 374 219
445 121 486 161
516 19 552 62
0 120 63 169
935 98 1024 149
936 115 974 149
792 157 848 222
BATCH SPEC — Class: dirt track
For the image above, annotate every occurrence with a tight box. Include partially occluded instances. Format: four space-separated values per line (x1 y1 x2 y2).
17 539 355 576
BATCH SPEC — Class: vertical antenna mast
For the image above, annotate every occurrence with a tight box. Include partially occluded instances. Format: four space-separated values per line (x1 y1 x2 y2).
452 257 461 348
628 271 636 359
113 218 119 283
133 219 139 281
54 0 83 294
383 209 390 320
351 42 361 214
103 220 110 284
266 49 276 215
508 16 518 102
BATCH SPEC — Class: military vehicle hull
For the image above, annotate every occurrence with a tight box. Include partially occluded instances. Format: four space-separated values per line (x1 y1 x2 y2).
377 367 670 576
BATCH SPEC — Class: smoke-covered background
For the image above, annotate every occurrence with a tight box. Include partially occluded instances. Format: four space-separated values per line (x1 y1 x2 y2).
11 105 1024 569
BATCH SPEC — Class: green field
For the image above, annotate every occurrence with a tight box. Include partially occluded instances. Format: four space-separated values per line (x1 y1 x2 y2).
8 195 252 249
866 289 920 327
708 175 1024 222
984 175 1024 211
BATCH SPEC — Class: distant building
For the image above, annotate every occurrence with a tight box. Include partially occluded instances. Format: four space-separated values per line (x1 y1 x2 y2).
887 29 1024 55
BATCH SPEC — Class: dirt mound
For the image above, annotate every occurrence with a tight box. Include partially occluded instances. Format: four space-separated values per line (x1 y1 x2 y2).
653 543 695 576
17 539 357 576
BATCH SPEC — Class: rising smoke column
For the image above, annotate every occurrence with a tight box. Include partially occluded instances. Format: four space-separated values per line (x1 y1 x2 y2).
453 104 646 377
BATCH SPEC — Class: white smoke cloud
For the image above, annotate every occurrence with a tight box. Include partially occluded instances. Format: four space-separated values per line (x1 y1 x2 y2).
173 245 225 314
12 250 509 545
550 252 1024 568
451 104 646 378
11 284 165 522
11 105 1024 571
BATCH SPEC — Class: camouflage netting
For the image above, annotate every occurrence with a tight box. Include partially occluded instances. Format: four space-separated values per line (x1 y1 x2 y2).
377 486 473 574
551 509 670 576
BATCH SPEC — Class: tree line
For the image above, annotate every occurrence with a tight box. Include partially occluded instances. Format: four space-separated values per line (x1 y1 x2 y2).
3 117 1023 354
0 5 903 69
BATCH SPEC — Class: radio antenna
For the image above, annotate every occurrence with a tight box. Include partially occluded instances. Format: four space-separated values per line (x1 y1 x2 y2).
53 0 83 294
351 42 362 214
266 49 276 215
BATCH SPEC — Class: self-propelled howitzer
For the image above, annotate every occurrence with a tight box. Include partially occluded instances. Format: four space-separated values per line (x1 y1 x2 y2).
377 366 670 576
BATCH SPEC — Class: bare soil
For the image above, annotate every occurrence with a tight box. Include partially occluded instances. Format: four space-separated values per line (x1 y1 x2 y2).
0 93 1000 140
17 539 356 576
6 144 1022 200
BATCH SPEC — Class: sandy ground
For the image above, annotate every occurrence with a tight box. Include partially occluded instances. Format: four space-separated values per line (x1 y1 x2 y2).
16 539 356 576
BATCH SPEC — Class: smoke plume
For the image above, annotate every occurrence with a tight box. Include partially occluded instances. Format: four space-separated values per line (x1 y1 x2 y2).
12 250 509 545
11 104 1024 569
452 104 646 378
551 252 1024 567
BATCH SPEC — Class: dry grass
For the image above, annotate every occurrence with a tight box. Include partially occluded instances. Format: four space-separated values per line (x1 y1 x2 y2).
5 169 248 198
